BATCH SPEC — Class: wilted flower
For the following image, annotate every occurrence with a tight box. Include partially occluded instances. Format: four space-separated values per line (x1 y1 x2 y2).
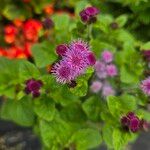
141 77 150 95
142 50 150 61
25 78 43 97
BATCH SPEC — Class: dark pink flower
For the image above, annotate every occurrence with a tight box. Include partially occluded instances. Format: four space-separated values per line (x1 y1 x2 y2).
87 52 96 65
56 44 68 56
129 117 140 132
85 7 99 16
43 18 54 29
25 79 43 98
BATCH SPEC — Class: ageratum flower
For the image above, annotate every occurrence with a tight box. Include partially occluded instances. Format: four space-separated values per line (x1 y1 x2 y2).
51 60 75 84
141 77 150 95
102 83 115 97
121 112 142 133
64 40 95 75
25 78 43 97
80 6 99 24
101 50 113 63
90 81 102 93
106 64 118 77
52 39 96 84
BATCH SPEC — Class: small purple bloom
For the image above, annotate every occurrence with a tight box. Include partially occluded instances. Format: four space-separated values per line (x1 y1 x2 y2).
102 84 115 97
90 81 102 93
56 44 68 57
25 79 43 98
95 61 107 79
142 50 150 61
43 18 54 29
80 10 90 23
101 50 113 63
129 117 140 132
51 60 75 84
106 64 117 77
121 116 129 127
141 77 150 95
87 52 96 66
127 112 135 119
85 7 99 16
79 6 99 24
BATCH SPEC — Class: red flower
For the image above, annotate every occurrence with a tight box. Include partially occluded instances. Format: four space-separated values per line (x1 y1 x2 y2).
23 19 42 42
4 25 17 44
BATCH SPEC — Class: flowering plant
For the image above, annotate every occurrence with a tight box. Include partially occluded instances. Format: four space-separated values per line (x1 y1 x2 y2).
0 0 150 150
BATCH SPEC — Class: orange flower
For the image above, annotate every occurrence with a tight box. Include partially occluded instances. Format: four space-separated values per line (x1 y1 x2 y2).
43 4 54 15
13 19 23 28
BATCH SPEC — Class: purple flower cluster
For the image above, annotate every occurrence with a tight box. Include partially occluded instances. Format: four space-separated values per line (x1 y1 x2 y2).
141 77 150 96
90 50 117 97
24 78 43 97
121 112 148 133
52 39 96 84
80 6 99 24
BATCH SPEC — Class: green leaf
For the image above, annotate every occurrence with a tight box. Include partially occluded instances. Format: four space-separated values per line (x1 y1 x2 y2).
102 125 113 149
70 128 102 150
34 96 56 121
40 118 73 148
1 97 35 126
32 42 57 68
107 96 120 117
19 60 40 81
113 129 133 150
52 14 70 30
120 94 137 112
82 96 102 121
120 66 139 84
140 41 150 50
116 15 128 27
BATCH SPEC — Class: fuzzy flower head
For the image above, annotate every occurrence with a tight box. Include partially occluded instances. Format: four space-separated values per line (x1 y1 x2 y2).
43 18 54 29
51 60 75 84
95 61 107 79
90 81 102 93
106 64 118 77
141 77 150 95
70 39 89 51
64 40 95 75
25 78 43 97
101 50 113 63
102 84 115 97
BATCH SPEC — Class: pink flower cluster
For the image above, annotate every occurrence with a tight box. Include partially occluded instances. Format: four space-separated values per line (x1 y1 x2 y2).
90 50 117 97
141 77 150 96
51 39 96 84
